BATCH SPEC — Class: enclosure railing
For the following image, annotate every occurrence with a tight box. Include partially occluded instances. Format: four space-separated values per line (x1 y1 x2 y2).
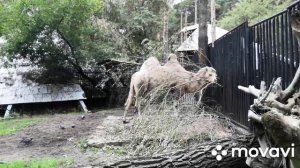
208 1 300 127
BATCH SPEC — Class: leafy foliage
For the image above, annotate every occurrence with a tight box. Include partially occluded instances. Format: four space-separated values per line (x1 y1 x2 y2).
2 0 102 57
0 0 106 83
100 0 172 60
218 0 292 30
215 0 239 19
2 0 292 84
0 0 175 83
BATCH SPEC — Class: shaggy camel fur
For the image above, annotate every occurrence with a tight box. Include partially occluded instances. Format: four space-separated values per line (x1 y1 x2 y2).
123 54 217 122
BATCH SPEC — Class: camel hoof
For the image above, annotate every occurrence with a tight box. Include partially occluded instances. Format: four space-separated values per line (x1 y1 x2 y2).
134 107 139 114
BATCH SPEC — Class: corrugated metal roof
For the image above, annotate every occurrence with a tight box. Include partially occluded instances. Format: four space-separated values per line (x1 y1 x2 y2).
0 62 86 105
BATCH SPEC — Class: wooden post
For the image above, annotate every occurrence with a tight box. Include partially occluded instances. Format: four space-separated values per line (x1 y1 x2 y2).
184 9 188 40
198 0 209 58
211 0 216 47
163 9 169 60
180 11 183 43
194 0 197 24
79 100 89 113
4 105 13 119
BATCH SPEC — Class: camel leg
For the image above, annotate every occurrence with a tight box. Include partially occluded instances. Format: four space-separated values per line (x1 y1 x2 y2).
134 85 141 116
123 96 134 123
196 90 203 106
124 98 134 122
123 79 135 123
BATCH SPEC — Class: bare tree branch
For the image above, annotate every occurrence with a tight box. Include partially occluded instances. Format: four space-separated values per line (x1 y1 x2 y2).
238 85 261 97
56 28 97 86
281 66 300 101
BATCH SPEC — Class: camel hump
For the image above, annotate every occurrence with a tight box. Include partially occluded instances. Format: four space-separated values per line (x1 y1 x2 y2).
140 57 160 71
166 53 178 63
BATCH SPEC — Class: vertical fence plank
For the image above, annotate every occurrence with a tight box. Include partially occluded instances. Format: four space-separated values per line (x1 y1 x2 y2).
281 14 285 87
276 16 281 79
288 9 295 80
285 12 289 87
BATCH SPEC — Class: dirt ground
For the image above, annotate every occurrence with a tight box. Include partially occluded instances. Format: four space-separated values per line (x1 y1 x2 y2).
0 108 128 167
0 107 238 168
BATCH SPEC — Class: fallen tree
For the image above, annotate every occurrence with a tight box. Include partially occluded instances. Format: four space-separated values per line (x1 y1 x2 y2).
237 12 300 168
103 135 255 168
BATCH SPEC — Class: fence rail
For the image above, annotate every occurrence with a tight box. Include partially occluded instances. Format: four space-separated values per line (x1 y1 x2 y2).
208 1 300 127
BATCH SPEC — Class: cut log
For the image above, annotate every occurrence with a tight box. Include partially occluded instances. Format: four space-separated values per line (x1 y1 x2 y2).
261 110 300 159
103 135 255 168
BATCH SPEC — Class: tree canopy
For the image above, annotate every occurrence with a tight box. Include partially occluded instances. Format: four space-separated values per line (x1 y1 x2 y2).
0 0 295 84
218 0 292 30
0 0 106 83
0 0 173 84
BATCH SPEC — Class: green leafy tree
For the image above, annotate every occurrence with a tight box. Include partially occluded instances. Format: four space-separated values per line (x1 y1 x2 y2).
0 0 111 84
215 0 239 19
218 0 292 30
100 0 172 60
0 0 177 83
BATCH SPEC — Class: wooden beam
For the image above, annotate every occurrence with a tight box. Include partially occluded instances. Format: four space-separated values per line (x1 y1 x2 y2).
211 0 216 47
180 11 183 43
79 100 89 113
4 105 13 119
194 0 197 24
184 9 188 40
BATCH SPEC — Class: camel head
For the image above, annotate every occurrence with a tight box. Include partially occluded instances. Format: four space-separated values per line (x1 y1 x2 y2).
194 67 218 84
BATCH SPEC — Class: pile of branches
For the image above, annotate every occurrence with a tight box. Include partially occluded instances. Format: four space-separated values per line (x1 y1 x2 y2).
101 85 252 168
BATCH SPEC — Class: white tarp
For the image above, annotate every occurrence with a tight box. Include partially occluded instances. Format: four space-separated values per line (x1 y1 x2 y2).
176 24 229 52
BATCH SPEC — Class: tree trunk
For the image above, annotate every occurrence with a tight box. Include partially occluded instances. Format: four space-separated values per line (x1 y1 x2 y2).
198 0 209 65
103 136 254 168
163 9 169 60
210 0 216 47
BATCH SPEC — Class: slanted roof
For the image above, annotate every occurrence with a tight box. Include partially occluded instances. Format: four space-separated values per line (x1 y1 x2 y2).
176 24 228 52
0 60 86 105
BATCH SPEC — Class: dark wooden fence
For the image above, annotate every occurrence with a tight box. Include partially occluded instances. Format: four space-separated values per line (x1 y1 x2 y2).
208 23 251 127
208 2 300 128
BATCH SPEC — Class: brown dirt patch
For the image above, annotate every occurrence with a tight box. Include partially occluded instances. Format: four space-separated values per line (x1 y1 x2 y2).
0 108 125 167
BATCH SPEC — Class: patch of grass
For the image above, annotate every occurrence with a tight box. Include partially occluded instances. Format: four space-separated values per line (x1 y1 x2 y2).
0 159 74 168
102 146 127 156
77 138 89 152
0 118 40 136
77 139 99 154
